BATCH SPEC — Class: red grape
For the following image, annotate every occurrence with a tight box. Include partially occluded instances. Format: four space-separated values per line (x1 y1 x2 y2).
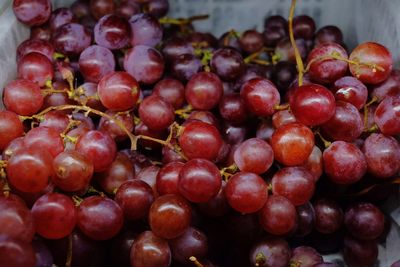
315 25 343 46
13 0 51 26
249 238 291 267
129 13 163 47
370 69 400 101
219 93 248 124
293 15 316 39
210 48 245 81
138 94 175 130
295 202 315 237
225 172 268 214
24 126 64 157
290 246 323 267
94 14 131 50
153 78 185 109
331 76 368 110
77 196 124 240
343 236 378 267
90 0 115 20
313 198 343 234
156 161 184 195
0 111 24 151
53 23 92 56
185 72 223 110
17 52 54 86
374 95 400 135
300 145 323 181
0 235 36 267
239 30 264 54
50 7 77 31
31 193 76 239
16 38 54 62
98 110 134 141
169 227 208 264
79 45 116 83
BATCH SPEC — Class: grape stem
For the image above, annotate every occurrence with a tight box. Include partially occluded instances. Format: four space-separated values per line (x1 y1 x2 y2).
274 103 290 111
175 105 193 119
255 252 267 266
345 177 400 197
159 14 209 25
65 234 72 267
244 47 272 65
288 0 305 86
223 29 241 46
189 256 204 267
363 96 378 130
220 163 238 181
314 129 331 148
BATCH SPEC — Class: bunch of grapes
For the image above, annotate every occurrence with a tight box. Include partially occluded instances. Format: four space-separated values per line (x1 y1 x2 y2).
0 0 399 266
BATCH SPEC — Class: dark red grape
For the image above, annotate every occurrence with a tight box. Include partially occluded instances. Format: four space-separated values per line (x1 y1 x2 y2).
153 78 185 109
210 48 245 81
97 71 140 111
178 120 223 161
290 83 336 126
115 180 155 221
344 202 385 240
178 159 221 203
185 72 223 110
293 15 316 39
271 122 314 166
219 93 248 124
90 0 115 20
323 141 367 184
139 94 175 130
233 138 273 174
170 227 208 264
77 196 123 240
349 42 393 84
7 147 53 193
129 13 163 47
149 194 192 239
136 165 160 197
32 238 54 267
156 162 184 195
259 195 297 235
290 246 323 267
272 166 315 206
374 95 400 135
306 43 348 84
53 23 92 56
13 0 51 26
225 172 268 214
170 53 202 82
295 202 315 237
71 1 91 18
31 193 76 239
30 24 52 41
94 14 131 50
249 238 291 267
240 77 280 116
263 25 287 47
272 61 297 91
0 235 36 267
16 38 54 62
162 37 194 61
130 231 171 267
331 76 368 110
370 69 400 101
147 0 169 18
300 146 323 181
275 38 308 62
116 1 140 19
50 8 76 31
98 110 134 141
124 45 165 84
321 101 363 142
313 198 343 234
197 180 230 217
343 236 378 267
315 25 343 46
239 30 264 54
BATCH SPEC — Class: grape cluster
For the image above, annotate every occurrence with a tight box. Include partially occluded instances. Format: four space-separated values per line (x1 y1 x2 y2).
0 0 399 266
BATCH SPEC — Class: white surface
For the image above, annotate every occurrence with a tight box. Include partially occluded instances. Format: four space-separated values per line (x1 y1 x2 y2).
0 0 399 265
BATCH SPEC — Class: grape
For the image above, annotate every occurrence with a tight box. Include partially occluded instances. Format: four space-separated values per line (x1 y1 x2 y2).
331 76 368 110
239 30 264 54
272 61 297 91
49 8 76 31
90 0 115 20
256 119 274 143
259 195 297 235
129 13 163 47
315 25 343 46
17 52 54 86
148 0 169 18
187 110 220 129
153 78 185 109
271 122 314 166
97 71 140 111
2 137 25 160
52 150 94 192
162 37 195 61
186 72 224 110
178 159 221 203
178 120 223 161
370 69 400 101
53 23 92 56
170 227 208 264
75 130 117 172
79 45 115 83
16 39 54 62
0 235 36 267
137 165 160 197
138 94 175 130
30 24 52 41
374 95 400 135
197 180 230 217
39 111 69 133
124 45 165 85
343 236 378 267
323 141 367 184
32 238 54 267
94 14 131 50
97 152 135 194
290 246 323 267
275 38 308 62
313 198 343 234
0 111 24 151
170 53 202 81
264 15 287 30
77 196 124 240
392 260 400 267
321 101 363 142
211 48 245 81
24 126 64 158
235 64 271 90
70 1 90 18
344 202 385 240
218 31 241 50
115 180 155 221
362 133 400 178
130 231 171 267
272 166 315 206
116 1 140 19
307 43 348 84
157 161 184 195
98 110 134 141
110 230 136 267
13 0 51 26
31 193 76 239
240 77 280 116
225 172 268 213
263 25 287 47
249 238 291 267
295 202 315 237
0 194 35 242
7 147 53 193
293 15 316 39
219 93 248 124
300 146 323 181
290 83 336 126
233 138 274 174
135 122 167 150
149 194 192 239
